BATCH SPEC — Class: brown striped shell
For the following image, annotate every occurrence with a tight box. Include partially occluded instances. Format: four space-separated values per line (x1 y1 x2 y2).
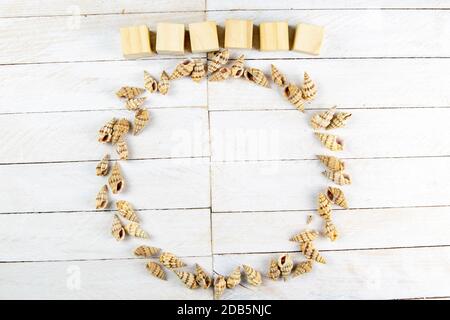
95 184 108 210
116 200 139 222
318 192 332 219
209 67 231 82
271 64 287 87
283 83 304 112
230 54 245 78
300 242 326 264
225 266 241 289
214 275 227 299
290 230 319 243
191 59 206 83
174 270 198 289
159 252 186 269
314 132 344 151
323 170 352 185
324 219 339 241
301 72 317 101
98 118 116 143
267 259 281 280
143 71 158 93
243 264 262 286
292 260 313 277
170 60 195 80
95 154 110 176
195 264 212 289
277 254 294 280
116 138 128 160
133 108 150 135
317 155 345 172
310 107 336 130
326 186 349 209
125 97 146 111
116 86 144 99
244 68 270 88
111 118 130 144
124 222 149 239
134 245 160 257
111 214 125 241
158 71 170 95
108 162 125 194
208 49 230 74
146 262 166 280
327 112 352 130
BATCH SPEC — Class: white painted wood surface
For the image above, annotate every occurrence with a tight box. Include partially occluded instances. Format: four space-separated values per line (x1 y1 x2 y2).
0 0 449 300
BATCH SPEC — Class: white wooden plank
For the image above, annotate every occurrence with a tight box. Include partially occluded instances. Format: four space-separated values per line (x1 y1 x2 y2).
0 108 209 163
0 158 210 213
210 108 450 161
212 207 450 254
0 257 213 299
211 157 450 212
209 58 450 110
0 209 210 261
213 247 450 299
0 60 206 113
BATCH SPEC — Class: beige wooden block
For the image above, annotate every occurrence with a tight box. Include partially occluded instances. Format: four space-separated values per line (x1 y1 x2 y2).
293 23 325 55
188 21 219 53
224 19 253 49
156 22 185 55
259 21 289 51
120 25 153 59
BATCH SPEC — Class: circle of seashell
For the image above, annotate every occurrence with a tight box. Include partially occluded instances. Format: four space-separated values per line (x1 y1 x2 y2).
95 49 352 299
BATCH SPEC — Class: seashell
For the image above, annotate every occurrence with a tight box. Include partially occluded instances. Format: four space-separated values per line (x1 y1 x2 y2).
146 262 166 280
195 264 212 289
111 214 125 241
277 254 294 280
326 186 349 209
244 68 270 88
116 200 139 222
267 259 281 280
242 265 262 286
283 83 305 112
95 184 109 210
96 154 110 176
98 118 116 143
143 71 158 93
208 49 230 74
214 275 227 299
116 86 144 99
314 132 343 151
301 72 317 101
271 64 287 87
134 245 160 257
323 170 351 186
159 252 186 269
116 138 128 160
307 215 313 224
170 60 195 80
310 107 336 130
108 162 125 194
158 71 170 95
133 108 150 135
111 118 130 144
318 192 332 219
317 155 345 172
327 112 352 130
292 260 313 277
290 230 319 243
230 55 245 78
125 97 146 111
324 219 339 241
174 270 198 289
191 60 206 83
300 242 326 264
209 67 231 82
226 266 241 289
124 222 149 239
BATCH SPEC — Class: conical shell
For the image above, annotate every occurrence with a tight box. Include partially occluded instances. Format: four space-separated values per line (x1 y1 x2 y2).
95 185 108 210
208 49 230 74
98 118 116 143
111 118 130 144
143 71 158 93
271 64 287 87
226 266 241 289
301 72 317 101
209 67 231 82
317 155 345 171
195 264 212 289
174 270 198 289
134 245 160 257
290 230 318 243
314 132 343 151
323 170 351 186
146 262 166 280
318 192 332 219
158 71 170 95
243 265 262 286
326 112 352 130
230 55 245 78
133 108 150 135
324 219 339 241
124 222 149 239
292 260 313 277
170 60 195 80
96 154 110 176
111 214 125 241
159 252 186 269
191 60 206 83
267 259 281 280
116 86 144 99
283 83 305 112
214 275 227 299
125 97 146 111
326 186 349 209
300 242 326 264
116 200 139 222
310 107 336 130
116 138 128 160
244 68 270 88
108 162 125 194
277 254 294 280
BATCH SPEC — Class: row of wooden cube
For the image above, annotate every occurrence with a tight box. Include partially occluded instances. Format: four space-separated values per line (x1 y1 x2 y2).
120 20 324 59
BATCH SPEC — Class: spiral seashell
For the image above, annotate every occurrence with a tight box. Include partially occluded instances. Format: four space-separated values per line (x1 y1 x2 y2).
158 71 170 95
209 67 231 82
195 264 212 289
143 71 158 93
283 83 304 112
111 214 125 241
133 108 150 135
146 262 166 280
174 270 198 289
326 112 352 130
159 252 186 269
324 219 339 241
95 184 108 210
267 259 281 280
244 68 270 88
323 170 352 186
111 118 130 144
314 132 343 151
301 72 317 101
243 265 262 286
277 254 294 280
116 200 139 222
214 275 227 299
191 60 206 83
225 266 241 289
98 118 116 143
125 97 146 111
134 245 160 257
230 55 245 78
300 242 326 264
310 107 336 130
290 230 319 243
318 192 332 219
116 86 144 99
271 64 287 87
208 49 230 74
108 162 125 194
116 138 128 160
124 222 149 239
326 186 349 209
96 154 110 176
317 155 345 172
170 60 195 80
292 260 313 277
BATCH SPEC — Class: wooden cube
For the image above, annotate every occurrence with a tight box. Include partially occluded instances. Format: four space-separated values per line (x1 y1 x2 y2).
156 22 185 55
224 19 253 49
120 25 153 59
188 21 219 53
293 23 324 55
259 21 289 51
